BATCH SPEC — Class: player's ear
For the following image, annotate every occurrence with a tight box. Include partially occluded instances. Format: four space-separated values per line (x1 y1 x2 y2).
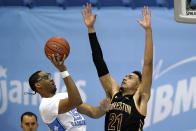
35 83 41 88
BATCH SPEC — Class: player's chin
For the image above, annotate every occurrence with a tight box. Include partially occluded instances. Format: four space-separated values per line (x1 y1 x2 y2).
53 85 57 90
121 83 123 87
121 84 126 88
52 87 57 94
53 84 56 88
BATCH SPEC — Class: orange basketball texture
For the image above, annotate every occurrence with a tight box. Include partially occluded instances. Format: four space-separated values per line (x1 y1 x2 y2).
44 36 70 60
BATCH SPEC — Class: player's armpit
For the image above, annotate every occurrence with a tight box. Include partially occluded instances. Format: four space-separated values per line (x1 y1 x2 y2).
137 85 151 105
133 90 149 116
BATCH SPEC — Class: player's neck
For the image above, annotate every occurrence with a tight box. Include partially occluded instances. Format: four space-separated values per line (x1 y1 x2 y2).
40 92 55 98
122 89 135 96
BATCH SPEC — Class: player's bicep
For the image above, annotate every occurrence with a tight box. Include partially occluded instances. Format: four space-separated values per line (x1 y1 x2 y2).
140 63 153 96
99 74 119 99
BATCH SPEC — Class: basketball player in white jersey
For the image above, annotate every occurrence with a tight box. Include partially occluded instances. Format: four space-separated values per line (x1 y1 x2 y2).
29 54 111 131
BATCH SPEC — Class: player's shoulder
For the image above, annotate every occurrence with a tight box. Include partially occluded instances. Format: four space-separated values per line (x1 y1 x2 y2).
111 91 122 100
39 93 67 108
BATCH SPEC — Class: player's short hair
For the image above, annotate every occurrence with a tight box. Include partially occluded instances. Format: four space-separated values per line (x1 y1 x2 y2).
21 112 37 123
29 71 41 93
132 70 142 82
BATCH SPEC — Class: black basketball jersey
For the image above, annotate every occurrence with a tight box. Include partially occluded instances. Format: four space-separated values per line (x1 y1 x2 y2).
105 92 145 131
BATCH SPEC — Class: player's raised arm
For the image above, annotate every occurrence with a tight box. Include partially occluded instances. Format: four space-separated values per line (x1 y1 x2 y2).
81 3 119 99
49 54 83 114
137 6 153 101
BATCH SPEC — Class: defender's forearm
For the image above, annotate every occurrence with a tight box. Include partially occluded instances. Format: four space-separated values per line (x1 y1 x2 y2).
88 33 109 77
144 28 153 65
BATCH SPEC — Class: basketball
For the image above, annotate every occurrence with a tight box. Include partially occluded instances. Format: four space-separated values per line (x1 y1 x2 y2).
44 36 70 60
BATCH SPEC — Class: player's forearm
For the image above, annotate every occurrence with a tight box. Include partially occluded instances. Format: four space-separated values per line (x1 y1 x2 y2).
88 33 109 77
77 104 105 119
91 106 105 118
143 28 153 65
59 66 82 105
88 32 103 58
63 76 82 107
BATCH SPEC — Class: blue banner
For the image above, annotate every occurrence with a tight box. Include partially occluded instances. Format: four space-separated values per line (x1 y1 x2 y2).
0 7 196 131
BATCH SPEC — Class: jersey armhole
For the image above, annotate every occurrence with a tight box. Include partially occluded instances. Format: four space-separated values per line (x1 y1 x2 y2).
133 95 146 117
111 91 120 101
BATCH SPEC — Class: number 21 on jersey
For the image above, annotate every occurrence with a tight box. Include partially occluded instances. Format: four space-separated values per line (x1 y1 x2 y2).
108 113 123 131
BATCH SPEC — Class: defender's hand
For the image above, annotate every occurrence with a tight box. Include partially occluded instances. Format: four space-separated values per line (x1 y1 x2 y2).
137 6 151 30
81 3 97 29
99 98 112 112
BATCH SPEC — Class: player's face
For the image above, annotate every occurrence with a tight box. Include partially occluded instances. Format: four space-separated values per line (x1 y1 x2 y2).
121 73 140 91
21 115 38 131
37 72 56 94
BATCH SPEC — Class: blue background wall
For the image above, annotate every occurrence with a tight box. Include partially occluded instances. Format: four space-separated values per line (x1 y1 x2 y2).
0 5 196 131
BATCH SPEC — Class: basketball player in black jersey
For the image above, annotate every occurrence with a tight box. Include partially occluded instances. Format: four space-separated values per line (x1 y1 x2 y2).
81 3 153 131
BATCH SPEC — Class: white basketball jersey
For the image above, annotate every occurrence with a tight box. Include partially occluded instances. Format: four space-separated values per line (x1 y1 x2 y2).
39 93 86 131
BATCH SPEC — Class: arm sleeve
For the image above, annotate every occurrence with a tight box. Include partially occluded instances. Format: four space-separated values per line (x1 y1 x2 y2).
88 33 109 77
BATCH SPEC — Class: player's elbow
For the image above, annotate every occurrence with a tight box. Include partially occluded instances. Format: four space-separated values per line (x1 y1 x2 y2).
70 98 83 107
143 59 153 65
75 99 83 107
